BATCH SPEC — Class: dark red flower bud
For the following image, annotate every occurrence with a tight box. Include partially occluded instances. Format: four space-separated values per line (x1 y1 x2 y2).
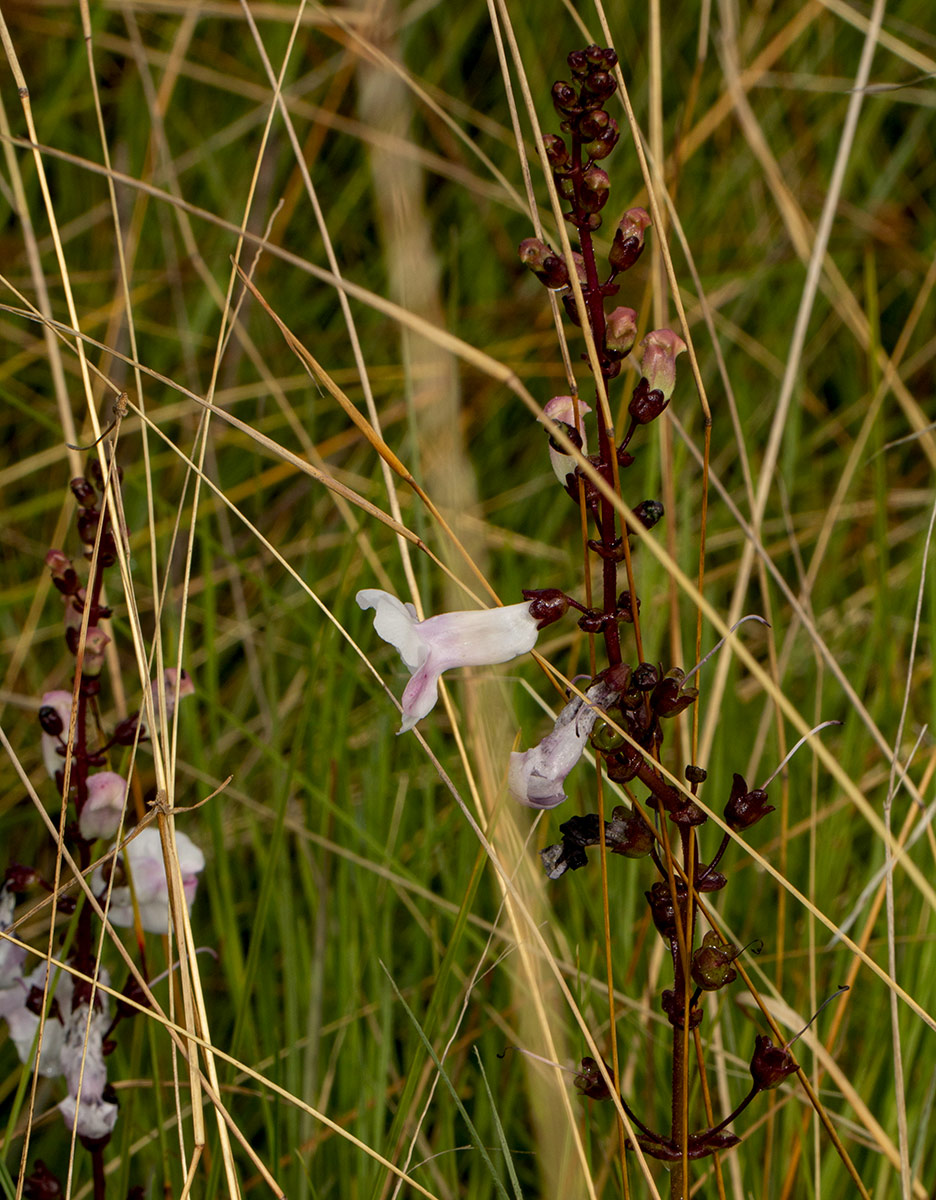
584 119 620 161
605 742 643 783
725 773 774 831
615 591 640 623
661 988 703 1030
4 864 39 892
76 508 100 546
519 238 570 290
22 1159 63 1200
543 133 569 169
581 70 616 104
522 588 570 629
551 80 581 116
579 166 610 213
575 1056 613 1100
633 499 665 530
45 549 80 595
685 764 707 784
750 1034 798 1091
609 207 652 272
567 49 589 78
646 880 684 940
70 477 96 508
578 107 609 141
629 378 669 425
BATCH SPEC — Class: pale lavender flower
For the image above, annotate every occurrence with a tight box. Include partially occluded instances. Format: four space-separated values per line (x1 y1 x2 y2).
509 679 618 809
357 590 541 733
92 827 204 934
79 772 129 841
538 395 591 485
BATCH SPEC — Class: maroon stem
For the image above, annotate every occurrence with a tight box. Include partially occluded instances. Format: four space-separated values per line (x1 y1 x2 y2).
569 139 621 667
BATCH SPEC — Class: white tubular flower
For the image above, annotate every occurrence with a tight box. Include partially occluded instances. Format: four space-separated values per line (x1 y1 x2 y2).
538 395 591 485
509 679 617 809
357 590 541 733
40 690 74 782
93 828 205 934
79 772 129 841
58 993 118 1142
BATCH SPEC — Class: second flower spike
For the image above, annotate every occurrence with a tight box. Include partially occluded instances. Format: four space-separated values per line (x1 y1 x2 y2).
357 589 545 733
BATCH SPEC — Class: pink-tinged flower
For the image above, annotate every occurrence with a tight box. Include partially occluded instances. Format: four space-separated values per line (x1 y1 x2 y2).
39 690 74 782
79 772 129 841
637 329 687 403
538 395 591 485
93 828 205 934
357 590 541 733
509 679 618 809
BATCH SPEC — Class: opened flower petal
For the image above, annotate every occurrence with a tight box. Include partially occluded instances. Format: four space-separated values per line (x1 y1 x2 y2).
357 589 540 732
509 679 617 809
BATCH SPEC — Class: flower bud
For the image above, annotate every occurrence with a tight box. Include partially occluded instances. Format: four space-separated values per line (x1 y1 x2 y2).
45 550 80 595
519 238 569 290
750 1035 798 1091
605 742 643 784
628 378 667 425
604 306 637 357
646 881 683 941
584 118 619 161
579 166 610 213
70 477 96 508
609 207 652 272
691 930 740 991
567 49 589 78
543 133 569 170
5 864 39 892
580 71 616 105
578 107 609 141
637 329 687 403
633 499 664 530
82 627 111 677
724 773 774 831
521 588 570 629
551 80 581 116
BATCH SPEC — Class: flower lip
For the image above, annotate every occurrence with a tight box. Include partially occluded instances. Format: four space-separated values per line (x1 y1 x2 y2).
357 589 541 733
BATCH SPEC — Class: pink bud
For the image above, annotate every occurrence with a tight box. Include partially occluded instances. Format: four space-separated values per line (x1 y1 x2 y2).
637 329 687 402
79 772 129 841
605 306 637 356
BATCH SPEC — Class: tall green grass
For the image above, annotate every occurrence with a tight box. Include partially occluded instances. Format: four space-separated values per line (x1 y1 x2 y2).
0 2 934 1197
